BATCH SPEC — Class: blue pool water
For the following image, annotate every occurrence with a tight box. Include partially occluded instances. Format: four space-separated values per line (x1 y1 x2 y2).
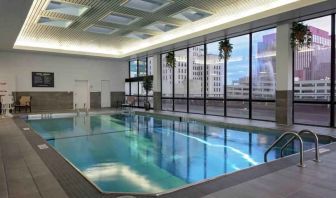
26 114 323 193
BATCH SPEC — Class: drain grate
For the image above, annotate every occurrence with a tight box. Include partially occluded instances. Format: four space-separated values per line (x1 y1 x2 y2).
23 127 30 131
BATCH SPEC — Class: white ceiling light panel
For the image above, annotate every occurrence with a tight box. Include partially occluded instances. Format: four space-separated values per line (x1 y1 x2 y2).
85 25 118 35
144 21 178 32
171 7 212 22
121 0 173 13
37 17 73 28
45 0 90 16
101 13 140 25
125 32 153 40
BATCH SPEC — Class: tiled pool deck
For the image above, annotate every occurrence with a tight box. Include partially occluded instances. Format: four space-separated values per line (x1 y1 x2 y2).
1 109 336 198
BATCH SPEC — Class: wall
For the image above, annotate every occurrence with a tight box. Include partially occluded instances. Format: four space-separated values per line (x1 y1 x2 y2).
0 51 128 110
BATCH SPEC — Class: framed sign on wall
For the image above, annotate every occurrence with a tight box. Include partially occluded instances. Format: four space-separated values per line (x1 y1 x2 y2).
32 72 54 87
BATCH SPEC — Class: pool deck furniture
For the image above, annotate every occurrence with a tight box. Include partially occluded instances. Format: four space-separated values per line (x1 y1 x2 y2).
14 96 32 113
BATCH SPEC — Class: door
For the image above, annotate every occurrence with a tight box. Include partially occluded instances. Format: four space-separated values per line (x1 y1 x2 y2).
74 80 89 109
101 80 111 108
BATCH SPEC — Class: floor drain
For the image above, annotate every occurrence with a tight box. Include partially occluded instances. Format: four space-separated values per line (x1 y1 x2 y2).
37 144 48 150
22 127 30 131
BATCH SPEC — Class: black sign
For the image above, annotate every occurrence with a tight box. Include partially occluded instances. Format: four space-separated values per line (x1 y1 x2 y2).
32 72 54 87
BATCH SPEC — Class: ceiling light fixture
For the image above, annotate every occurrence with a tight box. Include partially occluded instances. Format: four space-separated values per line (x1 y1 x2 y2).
101 12 140 25
121 0 173 13
37 17 73 28
45 0 90 17
84 25 118 35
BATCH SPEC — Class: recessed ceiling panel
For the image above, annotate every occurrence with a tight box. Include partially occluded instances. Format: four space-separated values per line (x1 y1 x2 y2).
85 25 118 35
101 12 139 25
125 32 154 40
144 21 178 32
171 7 212 22
14 0 325 58
46 0 90 16
37 17 73 28
121 0 173 13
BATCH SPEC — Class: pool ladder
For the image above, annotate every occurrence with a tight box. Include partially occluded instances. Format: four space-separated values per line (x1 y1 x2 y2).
264 130 320 167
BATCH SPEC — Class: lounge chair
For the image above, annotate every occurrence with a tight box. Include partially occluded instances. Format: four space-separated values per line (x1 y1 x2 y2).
14 96 32 113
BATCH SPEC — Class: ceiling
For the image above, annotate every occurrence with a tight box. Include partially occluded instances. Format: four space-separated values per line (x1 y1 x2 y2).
1 0 329 58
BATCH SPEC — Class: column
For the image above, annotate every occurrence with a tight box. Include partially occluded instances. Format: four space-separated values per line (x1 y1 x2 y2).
276 23 293 125
152 54 161 111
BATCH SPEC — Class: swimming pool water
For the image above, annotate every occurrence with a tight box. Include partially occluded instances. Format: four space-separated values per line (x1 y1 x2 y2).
26 114 323 194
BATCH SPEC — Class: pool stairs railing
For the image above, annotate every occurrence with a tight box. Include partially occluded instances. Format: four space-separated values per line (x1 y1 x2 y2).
74 103 89 116
264 130 320 167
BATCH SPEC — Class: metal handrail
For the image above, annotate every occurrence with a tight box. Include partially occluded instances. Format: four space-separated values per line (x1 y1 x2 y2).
280 129 320 162
264 132 305 167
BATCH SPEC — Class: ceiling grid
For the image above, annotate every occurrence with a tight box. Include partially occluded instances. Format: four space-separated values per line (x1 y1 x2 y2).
14 0 326 58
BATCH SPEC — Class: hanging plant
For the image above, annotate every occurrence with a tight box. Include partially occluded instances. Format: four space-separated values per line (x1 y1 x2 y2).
219 38 233 60
290 22 312 49
166 51 175 68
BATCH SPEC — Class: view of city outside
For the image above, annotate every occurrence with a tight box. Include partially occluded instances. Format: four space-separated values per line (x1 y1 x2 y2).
125 57 154 108
160 15 333 125
161 29 277 120
293 16 332 126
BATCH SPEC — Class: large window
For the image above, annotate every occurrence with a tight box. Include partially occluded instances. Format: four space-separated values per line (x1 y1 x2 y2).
174 49 188 112
206 41 225 116
252 29 277 121
161 28 277 121
293 16 332 126
126 57 154 109
226 35 250 118
189 45 205 114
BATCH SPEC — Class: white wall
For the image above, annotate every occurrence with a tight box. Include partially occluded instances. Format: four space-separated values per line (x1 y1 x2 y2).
0 51 128 93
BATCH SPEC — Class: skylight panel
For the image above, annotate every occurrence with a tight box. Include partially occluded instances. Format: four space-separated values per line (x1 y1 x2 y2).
121 0 172 13
37 17 73 28
125 32 153 40
46 0 89 17
85 25 118 35
101 13 139 25
171 7 212 22
144 21 178 32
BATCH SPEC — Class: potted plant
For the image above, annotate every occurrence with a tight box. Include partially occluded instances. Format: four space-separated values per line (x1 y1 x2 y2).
142 76 153 111
290 22 312 49
219 38 233 60
166 51 175 68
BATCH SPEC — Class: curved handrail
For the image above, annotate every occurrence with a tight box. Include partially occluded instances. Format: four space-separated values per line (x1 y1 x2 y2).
264 132 305 167
280 129 320 162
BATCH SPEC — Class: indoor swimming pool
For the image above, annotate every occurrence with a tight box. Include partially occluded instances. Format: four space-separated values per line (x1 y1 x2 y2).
26 114 325 194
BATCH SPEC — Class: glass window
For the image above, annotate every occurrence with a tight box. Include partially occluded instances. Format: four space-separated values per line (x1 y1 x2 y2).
162 53 173 97
206 41 224 99
252 102 275 121
252 29 276 100
148 57 154 76
131 82 138 96
162 99 173 111
226 35 250 100
294 16 331 102
294 103 330 126
130 60 137 78
139 81 146 96
206 100 224 116
293 16 331 126
174 49 188 98
138 58 147 77
189 45 204 98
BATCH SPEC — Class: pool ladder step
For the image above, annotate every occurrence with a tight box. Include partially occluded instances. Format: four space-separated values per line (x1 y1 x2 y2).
264 129 320 167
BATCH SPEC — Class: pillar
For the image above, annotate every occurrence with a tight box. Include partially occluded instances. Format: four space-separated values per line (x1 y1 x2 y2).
276 23 293 125
152 54 161 111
